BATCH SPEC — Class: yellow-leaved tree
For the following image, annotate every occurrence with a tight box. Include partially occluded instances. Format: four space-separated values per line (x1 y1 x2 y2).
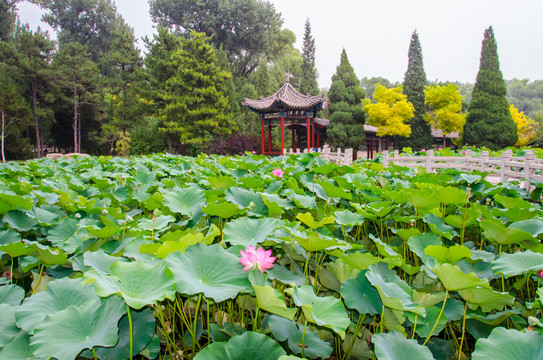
510 104 538 146
424 84 465 138
362 84 413 137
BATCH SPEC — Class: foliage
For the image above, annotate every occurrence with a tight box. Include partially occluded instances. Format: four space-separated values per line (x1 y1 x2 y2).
149 0 283 78
510 104 537 147
463 26 518 150
398 30 433 150
363 84 413 137
361 77 399 100
299 18 319 96
506 78 543 120
158 31 236 148
326 49 366 151
425 84 466 136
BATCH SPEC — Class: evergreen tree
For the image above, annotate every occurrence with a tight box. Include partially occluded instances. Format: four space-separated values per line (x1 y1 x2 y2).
299 18 318 95
0 0 18 41
159 32 236 151
398 30 432 150
463 26 517 149
326 49 365 151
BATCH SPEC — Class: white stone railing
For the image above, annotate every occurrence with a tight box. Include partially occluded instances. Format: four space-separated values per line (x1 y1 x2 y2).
283 145 354 165
382 149 543 186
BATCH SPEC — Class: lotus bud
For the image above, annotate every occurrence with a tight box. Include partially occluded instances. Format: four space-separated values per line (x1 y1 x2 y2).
101 209 107 215
75 213 81 219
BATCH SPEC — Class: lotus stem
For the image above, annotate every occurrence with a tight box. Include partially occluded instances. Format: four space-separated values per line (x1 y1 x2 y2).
458 301 468 360
192 294 203 358
126 305 133 360
411 314 417 339
301 320 308 358
31 264 45 296
92 348 98 360
423 290 448 346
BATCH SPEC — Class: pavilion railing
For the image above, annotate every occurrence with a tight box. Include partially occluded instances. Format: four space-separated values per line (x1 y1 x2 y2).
382 149 543 189
283 145 354 165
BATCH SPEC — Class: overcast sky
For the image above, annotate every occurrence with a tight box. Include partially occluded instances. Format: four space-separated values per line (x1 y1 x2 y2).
16 0 543 89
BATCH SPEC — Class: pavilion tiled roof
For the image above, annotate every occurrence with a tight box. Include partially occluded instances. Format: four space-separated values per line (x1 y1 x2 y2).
242 79 327 114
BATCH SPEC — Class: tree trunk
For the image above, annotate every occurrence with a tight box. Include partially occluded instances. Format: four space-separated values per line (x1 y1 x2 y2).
32 78 42 158
168 133 173 154
73 73 78 153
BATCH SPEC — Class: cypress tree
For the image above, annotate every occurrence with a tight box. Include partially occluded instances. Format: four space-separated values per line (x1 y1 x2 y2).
299 18 319 95
327 49 366 151
398 30 433 151
463 26 517 150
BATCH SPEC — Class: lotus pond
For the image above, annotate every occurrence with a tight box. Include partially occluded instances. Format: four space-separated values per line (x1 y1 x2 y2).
0 152 542 360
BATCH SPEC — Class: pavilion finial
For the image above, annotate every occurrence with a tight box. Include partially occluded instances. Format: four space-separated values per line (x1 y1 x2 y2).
285 73 291 82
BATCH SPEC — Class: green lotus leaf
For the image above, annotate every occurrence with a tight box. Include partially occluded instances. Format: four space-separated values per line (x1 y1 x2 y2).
0 304 19 347
93 307 156 360
133 163 156 190
423 214 456 240
252 284 297 320
194 331 286 360
0 192 33 213
202 200 242 219
27 241 69 266
393 227 421 241
407 233 441 266
327 260 360 283
85 259 176 309
364 201 394 218
288 192 317 209
296 212 334 230
294 232 344 252
206 175 237 189
472 327 543 360
408 306 448 338
15 277 98 334
334 210 365 226
493 194 531 209
509 218 543 237
162 185 205 219
0 284 25 305
425 245 471 265
278 356 306 360
165 243 250 302
290 285 350 334
340 270 383 315
268 315 333 359
491 250 543 277
223 217 281 247
405 189 439 212
315 180 352 200
267 263 306 287
365 263 424 316
0 228 21 246
137 215 176 232
261 193 295 212
0 331 38 360
29 207 60 226
432 185 468 206
432 263 491 292
31 296 126 360
457 287 514 312
86 220 122 239
47 218 86 253
83 249 130 275
340 251 383 271
372 331 436 360
491 207 538 222
4 210 38 232
155 232 212 258
225 187 267 217
480 218 535 245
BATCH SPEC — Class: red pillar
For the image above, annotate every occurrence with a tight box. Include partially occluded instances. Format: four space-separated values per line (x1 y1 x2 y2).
261 117 265 154
280 117 285 155
267 125 272 152
291 128 295 151
306 117 310 151
311 118 315 149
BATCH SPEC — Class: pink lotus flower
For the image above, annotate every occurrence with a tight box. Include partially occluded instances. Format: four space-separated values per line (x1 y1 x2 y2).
421 149 426 152
272 168 284 178
538 269 543 278
252 151 256 154
239 245 276 273
439 147 443 150
462 150 466 155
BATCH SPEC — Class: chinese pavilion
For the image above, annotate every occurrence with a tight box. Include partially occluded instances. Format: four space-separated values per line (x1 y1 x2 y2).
242 75 329 155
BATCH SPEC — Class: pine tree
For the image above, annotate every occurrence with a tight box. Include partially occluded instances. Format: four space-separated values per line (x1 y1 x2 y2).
462 26 517 150
299 18 318 95
159 31 236 150
397 30 432 151
326 49 366 151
